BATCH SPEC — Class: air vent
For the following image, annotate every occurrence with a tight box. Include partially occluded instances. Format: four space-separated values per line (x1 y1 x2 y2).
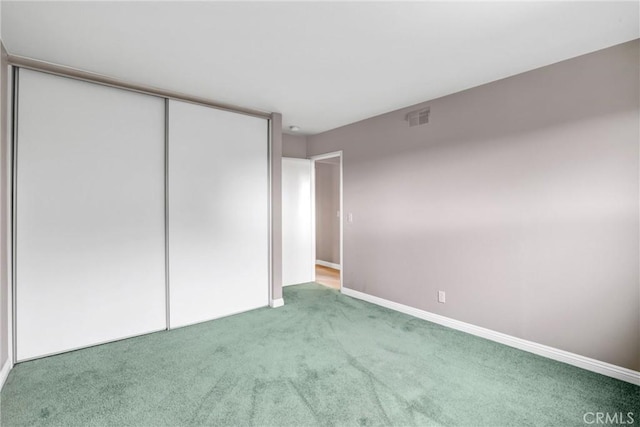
406 107 430 127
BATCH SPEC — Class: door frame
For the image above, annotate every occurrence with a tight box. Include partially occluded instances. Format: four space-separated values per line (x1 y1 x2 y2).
309 151 343 291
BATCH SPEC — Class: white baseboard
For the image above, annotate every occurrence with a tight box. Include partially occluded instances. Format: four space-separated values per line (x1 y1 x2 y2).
270 298 284 308
0 358 12 392
341 287 640 385
316 260 341 270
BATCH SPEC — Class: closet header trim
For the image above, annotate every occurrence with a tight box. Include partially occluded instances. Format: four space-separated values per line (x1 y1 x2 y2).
8 54 272 120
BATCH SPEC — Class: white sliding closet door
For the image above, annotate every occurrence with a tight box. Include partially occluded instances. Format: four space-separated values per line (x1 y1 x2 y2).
168 100 268 328
16 69 166 361
282 158 313 286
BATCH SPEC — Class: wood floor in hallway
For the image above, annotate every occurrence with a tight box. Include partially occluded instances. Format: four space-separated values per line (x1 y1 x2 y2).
315 264 340 289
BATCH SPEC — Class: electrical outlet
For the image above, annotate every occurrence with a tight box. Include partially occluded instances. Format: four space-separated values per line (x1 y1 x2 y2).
438 291 446 303
347 213 353 223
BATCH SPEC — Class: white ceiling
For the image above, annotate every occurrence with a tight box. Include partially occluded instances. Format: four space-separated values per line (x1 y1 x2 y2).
2 1 638 135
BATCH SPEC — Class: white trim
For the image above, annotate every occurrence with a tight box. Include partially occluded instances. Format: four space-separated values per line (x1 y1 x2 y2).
309 150 343 291
0 358 11 391
341 287 640 385
310 151 343 162
315 260 341 270
307 158 315 283
339 154 343 292
270 298 284 308
267 118 273 316
310 159 316 283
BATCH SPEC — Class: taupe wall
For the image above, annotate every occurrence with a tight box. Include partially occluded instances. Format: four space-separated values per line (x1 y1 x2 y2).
282 133 307 159
0 42 9 370
315 161 340 265
307 40 640 371
270 114 283 301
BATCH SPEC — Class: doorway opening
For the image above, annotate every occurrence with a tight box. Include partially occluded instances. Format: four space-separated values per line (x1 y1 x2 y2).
311 152 343 290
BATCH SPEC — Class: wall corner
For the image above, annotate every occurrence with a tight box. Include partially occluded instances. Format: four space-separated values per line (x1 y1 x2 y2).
270 113 283 301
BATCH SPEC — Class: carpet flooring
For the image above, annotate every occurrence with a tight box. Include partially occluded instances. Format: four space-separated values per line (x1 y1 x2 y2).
1 283 638 426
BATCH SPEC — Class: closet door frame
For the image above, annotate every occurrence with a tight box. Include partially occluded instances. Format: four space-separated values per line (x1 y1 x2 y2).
10 65 274 362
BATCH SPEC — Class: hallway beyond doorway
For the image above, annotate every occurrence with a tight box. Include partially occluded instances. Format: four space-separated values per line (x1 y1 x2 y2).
315 264 340 289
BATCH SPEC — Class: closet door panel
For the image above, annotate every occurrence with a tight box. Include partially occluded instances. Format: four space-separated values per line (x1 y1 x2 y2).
16 69 166 360
168 100 268 328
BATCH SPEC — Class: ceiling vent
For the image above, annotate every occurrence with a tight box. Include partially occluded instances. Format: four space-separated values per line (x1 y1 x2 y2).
406 107 430 127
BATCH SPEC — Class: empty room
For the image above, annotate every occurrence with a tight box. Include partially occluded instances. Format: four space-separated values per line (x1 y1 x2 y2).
0 1 638 426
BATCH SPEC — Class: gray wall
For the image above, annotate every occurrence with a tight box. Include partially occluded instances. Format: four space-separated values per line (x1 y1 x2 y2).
0 42 9 370
307 40 639 371
315 161 340 265
271 114 283 301
282 133 307 159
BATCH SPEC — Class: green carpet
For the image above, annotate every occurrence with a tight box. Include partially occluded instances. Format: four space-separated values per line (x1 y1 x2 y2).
1 283 638 426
